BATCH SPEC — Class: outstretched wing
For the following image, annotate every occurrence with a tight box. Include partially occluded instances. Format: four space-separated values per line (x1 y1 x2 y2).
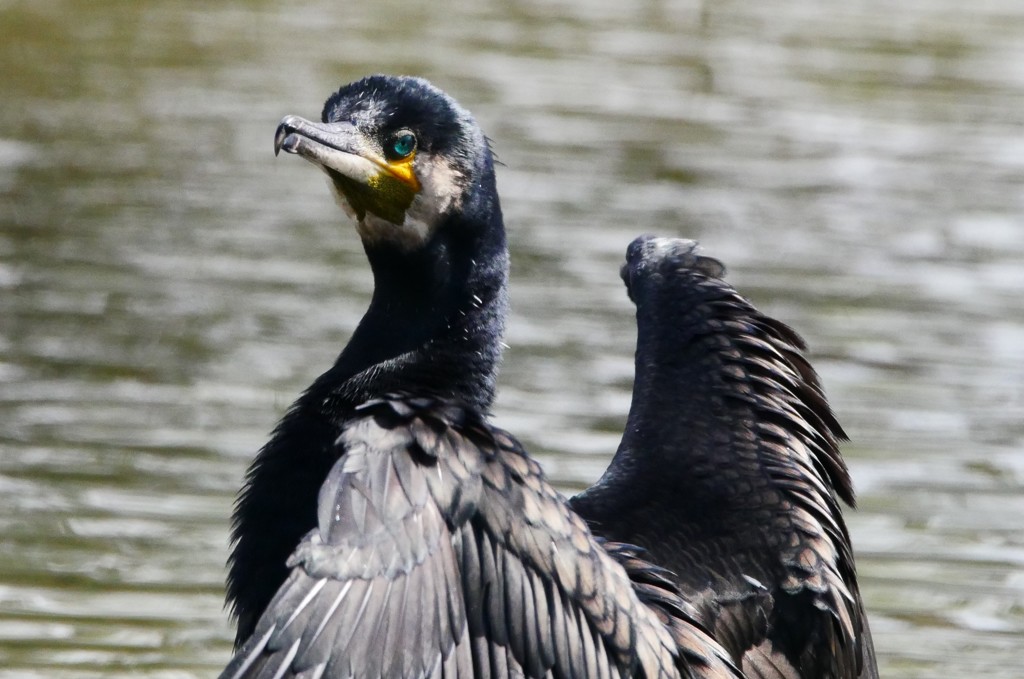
572 237 876 679
221 396 740 679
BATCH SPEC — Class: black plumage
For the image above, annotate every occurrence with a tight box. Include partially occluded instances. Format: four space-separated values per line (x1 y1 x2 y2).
222 396 738 679
222 76 740 679
226 76 509 643
571 236 878 679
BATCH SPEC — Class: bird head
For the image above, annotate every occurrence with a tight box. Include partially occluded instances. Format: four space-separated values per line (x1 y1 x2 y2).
274 75 492 251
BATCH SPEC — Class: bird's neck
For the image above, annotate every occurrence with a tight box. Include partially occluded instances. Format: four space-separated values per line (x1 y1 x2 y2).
226 205 507 644
313 222 508 415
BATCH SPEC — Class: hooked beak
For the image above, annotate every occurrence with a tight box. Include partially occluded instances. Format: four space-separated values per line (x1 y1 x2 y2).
274 116 418 224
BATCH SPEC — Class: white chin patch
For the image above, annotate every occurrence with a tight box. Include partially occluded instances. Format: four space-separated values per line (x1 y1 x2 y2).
333 154 466 251
356 212 431 250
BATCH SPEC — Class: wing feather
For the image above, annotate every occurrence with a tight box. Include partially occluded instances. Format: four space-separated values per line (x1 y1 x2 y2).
221 396 741 679
572 236 875 679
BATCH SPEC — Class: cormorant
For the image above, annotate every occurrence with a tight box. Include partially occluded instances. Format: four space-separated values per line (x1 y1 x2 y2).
570 237 879 679
222 75 740 679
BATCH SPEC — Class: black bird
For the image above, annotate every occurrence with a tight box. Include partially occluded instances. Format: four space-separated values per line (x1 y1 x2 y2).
571 237 879 679
222 75 739 679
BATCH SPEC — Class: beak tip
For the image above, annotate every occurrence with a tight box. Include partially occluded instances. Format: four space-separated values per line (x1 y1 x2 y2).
273 124 288 157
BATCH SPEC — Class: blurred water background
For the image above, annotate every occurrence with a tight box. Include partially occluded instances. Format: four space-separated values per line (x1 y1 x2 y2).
2 0 1023 676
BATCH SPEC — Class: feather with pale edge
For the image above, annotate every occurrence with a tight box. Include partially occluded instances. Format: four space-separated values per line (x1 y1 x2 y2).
221 396 742 679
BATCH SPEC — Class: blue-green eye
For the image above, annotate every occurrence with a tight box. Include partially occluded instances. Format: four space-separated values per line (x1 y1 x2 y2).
387 132 416 160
